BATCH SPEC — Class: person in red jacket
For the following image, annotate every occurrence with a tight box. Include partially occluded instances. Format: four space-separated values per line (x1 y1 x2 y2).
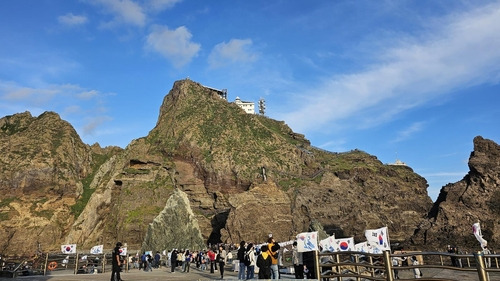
207 248 216 273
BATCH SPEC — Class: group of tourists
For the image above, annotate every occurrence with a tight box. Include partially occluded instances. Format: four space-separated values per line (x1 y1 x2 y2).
120 236 286 280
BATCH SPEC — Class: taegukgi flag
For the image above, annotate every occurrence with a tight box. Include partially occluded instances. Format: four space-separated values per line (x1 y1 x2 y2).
119 247 128 256
90 245 103 254
334 237 355 252
365 226 390 251
354 242 370 253
296 232 318 252
319 235 336 252
61 244 77 254
473 222 487 249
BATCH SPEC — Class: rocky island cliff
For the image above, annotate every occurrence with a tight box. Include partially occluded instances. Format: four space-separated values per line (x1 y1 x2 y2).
0 79 497 255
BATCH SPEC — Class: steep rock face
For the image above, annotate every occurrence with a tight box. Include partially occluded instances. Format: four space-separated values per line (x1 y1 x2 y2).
224 182 293 244
0 112 118 254
289 151 432 245
65 79 434 252
64 139 175 250
411 136 500 250
142 188 205 251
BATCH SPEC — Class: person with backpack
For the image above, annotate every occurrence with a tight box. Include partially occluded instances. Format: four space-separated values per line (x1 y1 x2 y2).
268 237 281 279
237 241 246 280
257 245 272 279
182 249 191 272
245 243 256 280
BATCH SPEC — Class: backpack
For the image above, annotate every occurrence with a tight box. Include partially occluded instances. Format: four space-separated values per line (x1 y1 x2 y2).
243 251 251 266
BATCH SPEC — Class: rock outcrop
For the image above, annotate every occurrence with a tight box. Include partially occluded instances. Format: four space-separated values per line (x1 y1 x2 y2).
142 188 205 251
0 111 120 254
411 136 500 251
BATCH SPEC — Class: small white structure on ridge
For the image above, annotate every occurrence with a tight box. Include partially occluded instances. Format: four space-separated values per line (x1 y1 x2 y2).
234 96 255 114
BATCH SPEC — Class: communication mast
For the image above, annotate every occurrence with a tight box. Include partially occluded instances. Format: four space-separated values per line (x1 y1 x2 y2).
258 98 266 115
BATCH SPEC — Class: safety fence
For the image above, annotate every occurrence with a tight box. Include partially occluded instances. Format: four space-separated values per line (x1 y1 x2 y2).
312 250 500 281
0 251 131 277
2 250 500 280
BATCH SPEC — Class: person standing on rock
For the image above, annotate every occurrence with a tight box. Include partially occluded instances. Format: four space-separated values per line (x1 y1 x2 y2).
110 242 123 281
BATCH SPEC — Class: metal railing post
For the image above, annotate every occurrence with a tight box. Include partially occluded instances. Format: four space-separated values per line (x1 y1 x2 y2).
474 251 489 281
314 250 321 281
335 253 340 281
43 253 48 276
383 250 394 281
369 255 375 277
355 254 361 281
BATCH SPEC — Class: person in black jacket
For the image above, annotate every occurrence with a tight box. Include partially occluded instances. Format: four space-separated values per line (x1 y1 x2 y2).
110 242 123 281
170 249 178 272
257 245 271 279
237 241 246 280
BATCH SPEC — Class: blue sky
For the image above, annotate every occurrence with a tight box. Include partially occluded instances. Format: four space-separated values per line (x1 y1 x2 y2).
1 0 499 201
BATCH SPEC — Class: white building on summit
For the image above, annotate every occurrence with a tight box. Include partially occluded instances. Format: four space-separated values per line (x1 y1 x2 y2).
233 96 255 114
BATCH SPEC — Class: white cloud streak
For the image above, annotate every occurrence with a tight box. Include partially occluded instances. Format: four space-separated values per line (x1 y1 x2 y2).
0 81 109 135
147 0 182 12
145 25 200 68
58 13 88 26
279 2 500 134
208 39 258 69
90 0 146 27
392 121 425 143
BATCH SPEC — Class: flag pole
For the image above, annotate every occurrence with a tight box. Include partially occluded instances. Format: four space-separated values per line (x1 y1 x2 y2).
74 252 79 275
43 252 49 276
314 250 320 281
386 225 391 252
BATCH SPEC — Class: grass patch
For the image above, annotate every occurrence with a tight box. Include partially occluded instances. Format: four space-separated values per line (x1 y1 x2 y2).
0 197 17 208
33 210 54 219
70 152 115 219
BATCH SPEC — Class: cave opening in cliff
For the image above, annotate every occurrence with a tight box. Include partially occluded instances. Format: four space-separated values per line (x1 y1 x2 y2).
207 210 230 245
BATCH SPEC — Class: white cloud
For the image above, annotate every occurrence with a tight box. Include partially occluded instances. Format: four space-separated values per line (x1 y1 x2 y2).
0 81 108 124
82 115 113 135
145 25 200 68
279 2 500 134
147 0 182 12
208 39 258 68
90 0 146 27
78 90 99 100
392 121 425 143
58 13 88 26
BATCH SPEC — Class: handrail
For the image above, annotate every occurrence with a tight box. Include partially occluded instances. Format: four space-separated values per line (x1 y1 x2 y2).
314 250 498 281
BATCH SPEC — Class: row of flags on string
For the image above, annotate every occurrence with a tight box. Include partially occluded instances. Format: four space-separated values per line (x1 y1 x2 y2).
297 222 489 253
296 226 390 253
61 222 486 255
60 244 127 255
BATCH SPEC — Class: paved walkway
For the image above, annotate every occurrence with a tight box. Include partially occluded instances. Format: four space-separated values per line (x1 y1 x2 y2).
2 266 500 280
